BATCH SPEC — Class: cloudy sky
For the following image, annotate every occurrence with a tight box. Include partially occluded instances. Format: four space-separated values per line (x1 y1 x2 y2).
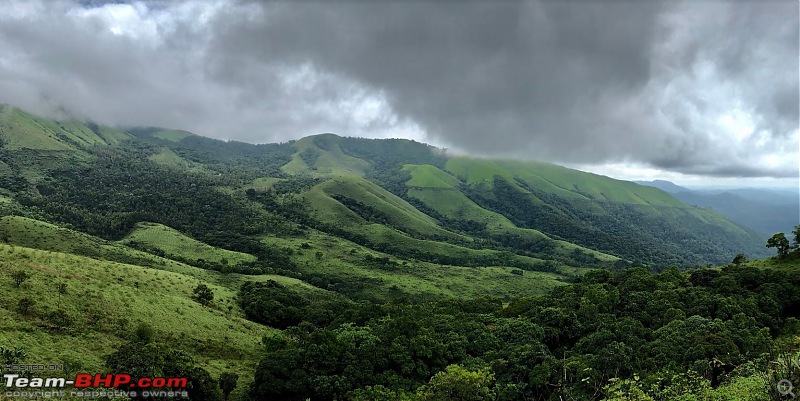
0 0 797 187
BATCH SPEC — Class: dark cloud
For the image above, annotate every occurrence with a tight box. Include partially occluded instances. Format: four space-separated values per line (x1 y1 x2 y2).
0 0 796 179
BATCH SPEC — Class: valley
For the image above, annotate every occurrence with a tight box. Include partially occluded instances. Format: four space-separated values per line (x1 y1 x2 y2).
0 106 795 401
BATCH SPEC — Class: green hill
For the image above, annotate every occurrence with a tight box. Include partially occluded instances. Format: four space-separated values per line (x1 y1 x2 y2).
0 106 131 150
0 244 272 400
0 108 768 269
0 106 790 401
121 222 257 268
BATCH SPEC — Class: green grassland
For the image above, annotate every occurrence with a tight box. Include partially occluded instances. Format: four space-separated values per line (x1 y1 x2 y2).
741 254 800 273
243 177 285 191
0 216 178 267
148 147 210 173
262 230 570 301
0 244 273 398
403 164 618 261
315 175 466 240
0 107 75 150
282 134 370 176
303 178 569 271
0 106 131 150
404 164 462 188
151 129 195 142
0 216 314 293
121 222 257 267
445 157 684 206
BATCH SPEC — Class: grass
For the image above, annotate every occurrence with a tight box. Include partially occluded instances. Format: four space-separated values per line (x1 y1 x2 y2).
282 135 370 176
120 222 257 267
315 175 466 240
148 147 209 173
0 244 274 399
304 179 561 270
742 254 800 271
0 107 131 150
262 231 570 301
151 129 195 142
0 107 75 150
0 216 175 267
445 156 687 206
403 164 462 188
243 177 285 191
0 216 315 294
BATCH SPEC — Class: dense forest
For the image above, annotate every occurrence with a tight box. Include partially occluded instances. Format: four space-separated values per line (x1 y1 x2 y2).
241 261 800 401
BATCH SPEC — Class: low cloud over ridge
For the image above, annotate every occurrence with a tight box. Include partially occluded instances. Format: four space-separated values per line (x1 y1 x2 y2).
0 0 797 180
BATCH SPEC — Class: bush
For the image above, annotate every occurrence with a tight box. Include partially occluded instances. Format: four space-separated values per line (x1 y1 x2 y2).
192 284 214 306
16 297 35 316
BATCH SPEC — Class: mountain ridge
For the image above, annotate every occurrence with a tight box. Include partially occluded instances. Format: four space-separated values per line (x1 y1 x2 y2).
0 106 769 270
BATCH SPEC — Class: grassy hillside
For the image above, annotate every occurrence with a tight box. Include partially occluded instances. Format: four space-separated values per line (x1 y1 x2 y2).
148 146 210 173
282 134 370 176
0 215 314 290
0 215 184 267
262 230 572 301
403 164 618 262
0 107 792 401
313 175 465 241
0 106 131 150
121 222 257 267
0 244 272 399
448 158 684 206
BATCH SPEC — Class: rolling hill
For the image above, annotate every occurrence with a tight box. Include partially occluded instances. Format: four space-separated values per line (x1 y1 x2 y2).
0 106 768 271
0 105 790 401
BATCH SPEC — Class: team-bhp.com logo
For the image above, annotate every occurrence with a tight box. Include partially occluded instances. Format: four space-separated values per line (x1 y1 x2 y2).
4 373 190 398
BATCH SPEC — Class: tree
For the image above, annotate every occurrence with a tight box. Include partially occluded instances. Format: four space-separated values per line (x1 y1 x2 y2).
0 347 27 365
417 365 496 401
193 283 214 306
732 254 748 265
56 282 68 309
793 225 800 249
16 297 35 316
767 233 791 258
11 270 30 288
218 372 238 401
48 309 72 330
133 322 155 344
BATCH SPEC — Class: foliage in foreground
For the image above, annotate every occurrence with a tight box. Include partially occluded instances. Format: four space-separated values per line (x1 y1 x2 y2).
246 264 800 401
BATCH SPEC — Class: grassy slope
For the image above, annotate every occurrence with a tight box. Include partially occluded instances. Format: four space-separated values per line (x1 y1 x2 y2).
315 175 466 241
403 164 618 262
304 177 560 269
743 255 800 272
120 222 257 266
0 106 131 150
282 135 370 176
0 244 272 398
151 129 195 142
0 216 310 291
445 156 752 235
243 177 285 191
443 157 762 260
263 230 570 301
0 216 177 267
148 147 209 173
446 157 685 205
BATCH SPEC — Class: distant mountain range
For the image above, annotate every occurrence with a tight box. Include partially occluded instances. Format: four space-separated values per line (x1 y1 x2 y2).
635 180 799 237
0 105 771 270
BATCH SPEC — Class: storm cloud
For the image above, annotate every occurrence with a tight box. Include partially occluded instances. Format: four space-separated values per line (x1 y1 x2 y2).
0 0 797 179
